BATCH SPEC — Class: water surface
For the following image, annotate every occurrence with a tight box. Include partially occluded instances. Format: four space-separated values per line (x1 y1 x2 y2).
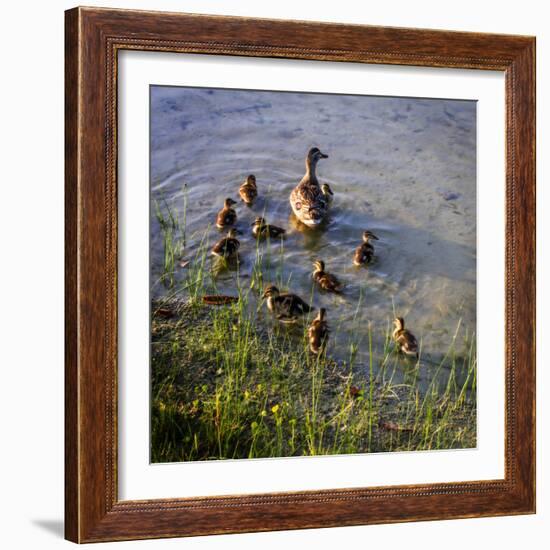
150 85 476 388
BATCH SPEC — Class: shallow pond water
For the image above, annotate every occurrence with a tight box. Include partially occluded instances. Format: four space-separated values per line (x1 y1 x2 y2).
150 85 476 390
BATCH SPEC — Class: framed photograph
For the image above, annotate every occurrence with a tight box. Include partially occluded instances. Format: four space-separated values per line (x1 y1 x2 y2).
65 7 535 543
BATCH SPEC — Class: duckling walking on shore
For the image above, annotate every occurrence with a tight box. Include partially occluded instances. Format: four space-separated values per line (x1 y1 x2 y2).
392 317 419 359
308 308 330 355
216 198 237 229
262 284 313 323
211 228 240 259
289 147 329 227
251 217 286 239
239 175 257 205
353 230 379 266
312 260 343 293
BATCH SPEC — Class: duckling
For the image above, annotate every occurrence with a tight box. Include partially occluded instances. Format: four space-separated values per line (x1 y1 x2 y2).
216 198 237 229
321 183 334 205
239 175 257 205
211 228 240 259
251 217 286 239
289 147 329 227
262 284 313 323
308 308 330 355
353 230 379 266
392 317 419 359
312 260 343 293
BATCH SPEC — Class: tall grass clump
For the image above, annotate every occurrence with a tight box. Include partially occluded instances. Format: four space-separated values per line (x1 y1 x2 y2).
151 295 476 462
154 185 188 288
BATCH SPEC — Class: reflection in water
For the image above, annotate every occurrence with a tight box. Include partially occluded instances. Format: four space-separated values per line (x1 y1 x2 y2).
150 85 477 391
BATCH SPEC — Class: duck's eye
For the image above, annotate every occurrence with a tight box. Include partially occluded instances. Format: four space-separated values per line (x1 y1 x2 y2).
295 201 302 210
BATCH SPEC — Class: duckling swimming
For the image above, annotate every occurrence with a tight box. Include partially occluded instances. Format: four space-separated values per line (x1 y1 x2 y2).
262 284 313 323
353 230 379 266
289 147 329 227
308 308 330 355
392 317 419 359
211 228 240 259
312 260 343 293
251 217 286 239
239 175 257 205
321 183 334 205
216 198 237 229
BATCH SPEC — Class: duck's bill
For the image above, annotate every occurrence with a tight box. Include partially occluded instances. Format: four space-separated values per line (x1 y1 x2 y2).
320 153 328 159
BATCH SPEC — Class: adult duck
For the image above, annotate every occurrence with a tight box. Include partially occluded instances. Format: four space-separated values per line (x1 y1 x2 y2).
289 147 329 227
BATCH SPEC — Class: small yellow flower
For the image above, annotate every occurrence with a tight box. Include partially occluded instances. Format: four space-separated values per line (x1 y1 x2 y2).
244 390 250 400
271 404 280 414
260 410 267 417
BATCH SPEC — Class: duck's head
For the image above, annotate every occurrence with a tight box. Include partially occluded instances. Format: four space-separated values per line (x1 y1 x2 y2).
262 284 280 299
363 230 379 242
224 197 237 208
246 174 256 186
316 308 327 322
393 317 405 331
321 183 334 196
313 259 325 273
306 147 329 166
251 216 266 227
226 228 238 238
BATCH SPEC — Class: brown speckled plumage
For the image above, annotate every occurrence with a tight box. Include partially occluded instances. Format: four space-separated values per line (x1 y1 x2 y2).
289 147 329 227
239 175 257 205
392 317 419 359
216 198 237 229
321 183 334 206
211 228 240 259
308 308 330 354
353 230 379 266
262 284 313 323
251 217 286 239
312 260 343 293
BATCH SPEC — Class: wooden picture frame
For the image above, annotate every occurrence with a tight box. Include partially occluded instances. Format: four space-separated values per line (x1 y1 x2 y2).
65 6 536 543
